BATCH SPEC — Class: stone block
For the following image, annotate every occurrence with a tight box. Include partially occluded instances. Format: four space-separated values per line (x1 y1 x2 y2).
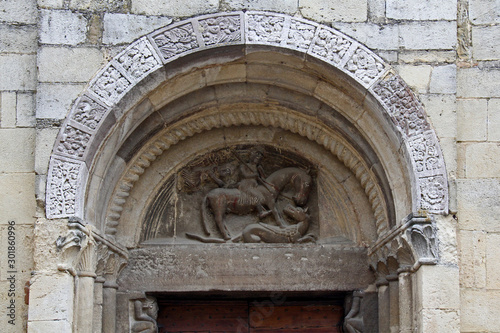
224 0 298 13
386 0 456 20
469 0 500 24
35 128 60 175
0 24 37 53
486 233 500 289
69 0 128 11
0 128 35 173
16 92 35 127
421 94 456 138
465 143 500 178
40 10 88 46
417 309 460 333
0 54 36 91
1 92 17 128
461 289 500 332
488 99 500 141
38 47 103 83
28 273 75 321
39 0 64 8
430 64 456 94
415 265 460 310
437 137 457 180
36 83 85 120
367 0 385 22
399 21 456 50
457 179 500 232
394 64 432 94
472 26 500 60
459 230 486 289
0 173 36 224
457 67 500 98
102 13 173 45
333 23 398 50
299 0 368 23
398 50 456 64
131 0 218 16
0 0 38 24
457 98 487 142
27 320 72 333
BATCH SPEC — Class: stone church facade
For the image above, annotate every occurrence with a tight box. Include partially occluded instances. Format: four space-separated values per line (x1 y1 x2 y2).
1 0 499 332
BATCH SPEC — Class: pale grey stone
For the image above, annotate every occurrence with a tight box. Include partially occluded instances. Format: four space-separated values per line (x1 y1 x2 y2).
457 67 500 98
469 0 500 24
465 143 500 178
0 92 16 128
299 0 368 22
0 54 36 91
131 0 219 16
367 0 386 22
399 50 456 64
224 0 298 13
103 13 173 45
472 26 500 60
387 0 456 20
0 24 38 53
40 10 88 45
400 21 457 50
36 83 86 119
395 64 432 93
69 0 128 11
39 0 65 8
38 47 103 83
457 99 487 142
35 128 60 175
333 23 398 50
16 92 36 127
430 64 456 94
0 0 38 24
488 99 500 142
0 173 36 223
421 94 456 138
0 128 35 173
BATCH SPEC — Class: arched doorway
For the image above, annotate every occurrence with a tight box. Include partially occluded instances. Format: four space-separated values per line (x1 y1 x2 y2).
45 12 448 332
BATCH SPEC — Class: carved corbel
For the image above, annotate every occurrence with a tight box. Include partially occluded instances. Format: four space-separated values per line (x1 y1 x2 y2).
344 291 364 333
130 296 159 333
403 216 438 268
55 218 93 276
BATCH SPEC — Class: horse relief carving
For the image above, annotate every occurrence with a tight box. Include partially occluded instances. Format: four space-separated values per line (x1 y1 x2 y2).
142 145 317 244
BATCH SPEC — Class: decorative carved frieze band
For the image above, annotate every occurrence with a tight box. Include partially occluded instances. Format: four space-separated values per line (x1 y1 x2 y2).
46 11 448 221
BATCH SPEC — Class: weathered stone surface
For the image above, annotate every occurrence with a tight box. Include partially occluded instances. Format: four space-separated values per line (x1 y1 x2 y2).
300 0 368 22
0 91 16 128
333 23 398 50
103 13 173 45
0 24 37 53
399 22 456 50
131 0 219 16
457 99 487 141
461 289 500 332
386 0 457 20
421 94 456 139
430 64 456 94
457 68 500 98
38 47 103 83
27 320 72 333
469 0 500 24
395 64 432 94
459 230 486 289
35 128 59 175
38 0 64 8
36 83 85 120
486 233 500 289
415 265 460 310
69 0 128 11
0 128 35 173
472 26 500 60
28 273 75 321
417 309 460 333
367 0 385 22
16 92 36 127
457 179 500 232
40 10 88 45
0 173 36 223
399 50 456 64
119 245 374 291
465 143 500 178
488 99 500 141
0 54 37 91
224 0 298 13
0 0 37 24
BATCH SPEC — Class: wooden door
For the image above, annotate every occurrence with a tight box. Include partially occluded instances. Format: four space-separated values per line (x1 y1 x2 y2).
157 299 344 333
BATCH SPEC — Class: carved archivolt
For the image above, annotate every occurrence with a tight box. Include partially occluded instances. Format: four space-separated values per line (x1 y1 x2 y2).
45 11 448 227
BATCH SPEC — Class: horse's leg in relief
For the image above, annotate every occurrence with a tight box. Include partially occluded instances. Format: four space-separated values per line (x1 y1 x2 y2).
211 196 231 240
265 195 287 227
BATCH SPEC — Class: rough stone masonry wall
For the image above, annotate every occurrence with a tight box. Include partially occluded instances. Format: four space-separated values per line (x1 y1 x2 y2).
0 0 498 332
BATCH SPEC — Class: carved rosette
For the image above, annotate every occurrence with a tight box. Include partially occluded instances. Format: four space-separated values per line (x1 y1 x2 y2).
45 11 447 223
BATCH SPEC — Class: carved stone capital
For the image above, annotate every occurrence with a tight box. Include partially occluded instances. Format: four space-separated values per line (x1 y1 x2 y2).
55 219 91 276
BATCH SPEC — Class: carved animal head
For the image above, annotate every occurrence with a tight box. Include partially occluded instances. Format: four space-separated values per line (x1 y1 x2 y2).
292 171 312 206
283 204 310 222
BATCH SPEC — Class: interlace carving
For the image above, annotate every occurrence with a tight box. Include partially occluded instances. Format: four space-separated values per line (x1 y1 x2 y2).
56 126 91 158
310 28 352 65
346 48 384 85
152 23 198 60
409 132 441 174
116 39 160 81
199 15 241 46
372 74 429 137
91 65 131 103
247 14 285 45
419 176 446 211
47 159 81 216
71 95 108 131
286 20 316 51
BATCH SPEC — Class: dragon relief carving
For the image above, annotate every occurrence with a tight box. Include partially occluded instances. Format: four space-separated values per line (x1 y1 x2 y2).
144 146 317 244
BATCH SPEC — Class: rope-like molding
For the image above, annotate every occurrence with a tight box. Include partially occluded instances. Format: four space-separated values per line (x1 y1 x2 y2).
104 109 389 238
